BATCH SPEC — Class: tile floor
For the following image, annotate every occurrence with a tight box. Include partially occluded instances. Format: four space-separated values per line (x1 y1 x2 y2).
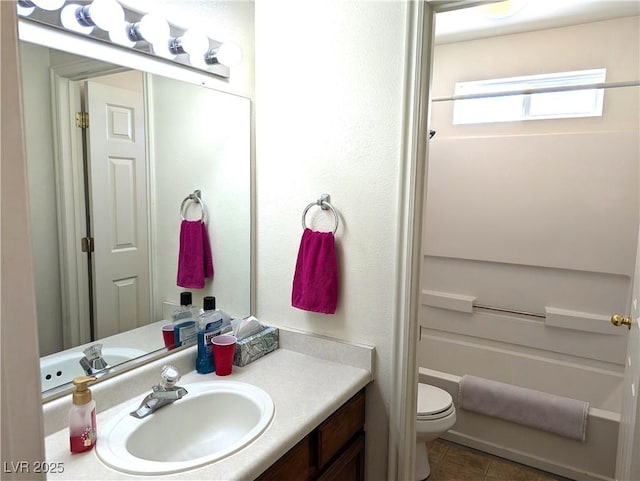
425 439 574 481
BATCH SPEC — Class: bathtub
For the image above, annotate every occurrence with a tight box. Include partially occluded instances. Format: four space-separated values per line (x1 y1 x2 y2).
419 367 620 481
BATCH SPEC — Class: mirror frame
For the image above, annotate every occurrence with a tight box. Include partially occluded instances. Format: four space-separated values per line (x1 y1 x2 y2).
19 19 254 402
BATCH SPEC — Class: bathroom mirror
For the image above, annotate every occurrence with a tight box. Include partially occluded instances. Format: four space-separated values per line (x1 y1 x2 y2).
19 24 251 396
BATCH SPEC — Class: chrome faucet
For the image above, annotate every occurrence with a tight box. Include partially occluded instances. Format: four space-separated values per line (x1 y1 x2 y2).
130 365 188 419
79 344 110 375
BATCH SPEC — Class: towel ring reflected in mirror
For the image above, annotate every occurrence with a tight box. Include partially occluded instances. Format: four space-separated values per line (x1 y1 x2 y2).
180 190 207 222
301 194 339 235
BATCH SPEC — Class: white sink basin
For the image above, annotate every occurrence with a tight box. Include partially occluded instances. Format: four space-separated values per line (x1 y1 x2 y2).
96 381 275 475
40 347 145 390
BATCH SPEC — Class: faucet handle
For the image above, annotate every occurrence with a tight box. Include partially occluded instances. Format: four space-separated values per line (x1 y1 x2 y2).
83 343 103 360
160 365 181 389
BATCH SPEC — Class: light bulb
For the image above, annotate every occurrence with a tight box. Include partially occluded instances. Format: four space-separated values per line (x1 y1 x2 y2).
88 0 124 32
151 41 176 60
61 4 94 35
180 30 210 56
189 55 208 69
206 42 242 67
109 21 135 47
32 0 65 10
132 13 170 45
17 1 35 16
479 0 527 18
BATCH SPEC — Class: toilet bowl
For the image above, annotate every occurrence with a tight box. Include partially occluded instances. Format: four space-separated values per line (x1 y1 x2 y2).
415 383 456 480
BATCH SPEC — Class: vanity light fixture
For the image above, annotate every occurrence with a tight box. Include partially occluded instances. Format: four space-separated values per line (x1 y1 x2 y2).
169 29 210 66
17 0 241 79
127 13 170 45
125 13 174 58
60 0 125 34
108 14 171 51
108 20 136 47
61 4 95 34
204 42 243 68
18 0 65 12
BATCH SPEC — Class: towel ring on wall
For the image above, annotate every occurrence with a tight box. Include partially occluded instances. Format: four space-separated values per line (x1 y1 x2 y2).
180 189 207 222
301 194 339 235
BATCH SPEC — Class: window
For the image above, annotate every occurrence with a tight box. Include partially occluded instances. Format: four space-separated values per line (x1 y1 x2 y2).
452 69 606 125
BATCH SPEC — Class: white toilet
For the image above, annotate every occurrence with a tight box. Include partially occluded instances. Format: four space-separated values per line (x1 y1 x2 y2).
415 383 456 480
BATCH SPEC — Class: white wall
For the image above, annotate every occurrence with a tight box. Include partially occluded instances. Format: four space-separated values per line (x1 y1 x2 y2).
1 3 46 477
255 1 409 477
420 12 639 426
149 75 251 318
20 42 64 357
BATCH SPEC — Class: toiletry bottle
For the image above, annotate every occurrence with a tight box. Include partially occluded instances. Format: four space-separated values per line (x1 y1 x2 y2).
171 291 200 323
172 292 199 346
196 297 223 373
174 318 197 346
69 376 97 454
196 326 219 374
198 296 224 331
203 296 233 333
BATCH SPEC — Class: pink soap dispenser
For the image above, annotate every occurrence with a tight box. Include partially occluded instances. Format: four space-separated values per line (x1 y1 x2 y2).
69 376 97 453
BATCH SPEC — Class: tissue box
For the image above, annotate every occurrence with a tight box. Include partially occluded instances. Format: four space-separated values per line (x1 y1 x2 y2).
233 326 279 367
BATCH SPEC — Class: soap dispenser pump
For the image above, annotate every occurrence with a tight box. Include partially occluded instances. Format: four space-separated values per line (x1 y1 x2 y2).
69 375 97 454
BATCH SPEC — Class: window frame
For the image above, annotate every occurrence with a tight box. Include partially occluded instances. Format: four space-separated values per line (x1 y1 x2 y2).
452 68 606 125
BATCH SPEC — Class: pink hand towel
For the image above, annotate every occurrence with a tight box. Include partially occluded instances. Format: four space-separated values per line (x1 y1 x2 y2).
292 228 338 314
177 220 214 289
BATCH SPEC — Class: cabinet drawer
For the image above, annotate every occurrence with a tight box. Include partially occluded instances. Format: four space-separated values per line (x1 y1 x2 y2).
316 390 365 469
256 435 312 481
317 432 365 481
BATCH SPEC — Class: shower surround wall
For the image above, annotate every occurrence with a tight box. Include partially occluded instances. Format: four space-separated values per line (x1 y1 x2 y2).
420 16 639 480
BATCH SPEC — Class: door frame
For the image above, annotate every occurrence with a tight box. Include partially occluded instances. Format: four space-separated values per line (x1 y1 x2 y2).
388 2 434 479
389 1 534 479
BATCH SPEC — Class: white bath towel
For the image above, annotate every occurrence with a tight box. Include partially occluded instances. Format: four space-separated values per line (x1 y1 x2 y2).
459 375 589 442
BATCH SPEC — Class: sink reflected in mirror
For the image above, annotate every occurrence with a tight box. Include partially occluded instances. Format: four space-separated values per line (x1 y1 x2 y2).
96 381 274 475
40 347 146 391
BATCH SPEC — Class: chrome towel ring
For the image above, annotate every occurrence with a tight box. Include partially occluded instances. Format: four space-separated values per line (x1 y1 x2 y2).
180 189 207 222
301 194 339 235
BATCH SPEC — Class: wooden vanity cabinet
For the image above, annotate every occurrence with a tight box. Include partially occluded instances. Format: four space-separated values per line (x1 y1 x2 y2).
256 389 366 481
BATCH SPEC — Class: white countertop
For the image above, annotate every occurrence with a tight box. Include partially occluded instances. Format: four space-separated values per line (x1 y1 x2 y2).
44 345 372 480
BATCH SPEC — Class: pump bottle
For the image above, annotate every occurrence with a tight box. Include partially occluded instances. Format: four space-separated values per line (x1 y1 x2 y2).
69 375 97 453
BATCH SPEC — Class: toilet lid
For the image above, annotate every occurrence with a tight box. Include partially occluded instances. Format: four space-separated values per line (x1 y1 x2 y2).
417 383 453 417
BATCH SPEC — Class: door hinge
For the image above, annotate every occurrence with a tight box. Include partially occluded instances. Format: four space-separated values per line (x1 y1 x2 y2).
81 236 94 253
75 111 89 129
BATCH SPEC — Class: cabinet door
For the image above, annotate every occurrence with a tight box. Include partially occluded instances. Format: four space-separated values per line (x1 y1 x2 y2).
317 390 366 469
316 432 365 481
256 436 312 481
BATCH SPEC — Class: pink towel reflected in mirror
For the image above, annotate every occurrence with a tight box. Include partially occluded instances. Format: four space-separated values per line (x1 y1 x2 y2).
291 228 338 314
177 220 214 289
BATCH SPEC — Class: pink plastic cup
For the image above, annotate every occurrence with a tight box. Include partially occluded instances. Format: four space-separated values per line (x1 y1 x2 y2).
162 324 176 350
212 335 237 376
